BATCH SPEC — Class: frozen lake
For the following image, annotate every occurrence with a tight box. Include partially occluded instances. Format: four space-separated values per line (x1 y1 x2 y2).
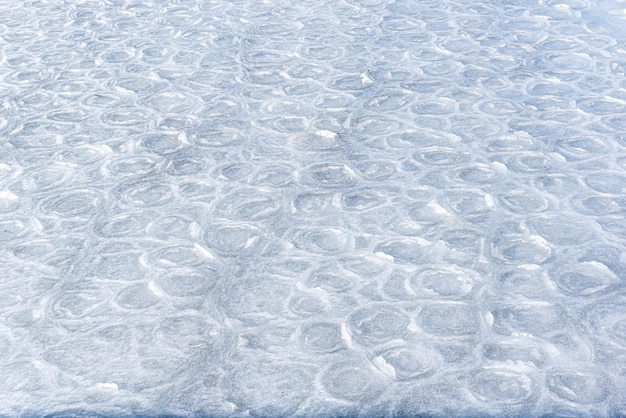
1 0 626 416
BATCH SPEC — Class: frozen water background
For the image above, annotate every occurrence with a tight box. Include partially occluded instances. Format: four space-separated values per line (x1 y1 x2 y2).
1 0 626 416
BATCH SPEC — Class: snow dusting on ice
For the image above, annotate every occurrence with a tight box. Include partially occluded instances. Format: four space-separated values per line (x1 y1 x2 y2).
1 0 626 416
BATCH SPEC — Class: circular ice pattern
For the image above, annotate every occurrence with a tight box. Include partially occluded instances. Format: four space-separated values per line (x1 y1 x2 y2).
321 361 387 402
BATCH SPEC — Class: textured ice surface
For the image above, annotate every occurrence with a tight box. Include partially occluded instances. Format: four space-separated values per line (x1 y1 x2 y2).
1 0 626 416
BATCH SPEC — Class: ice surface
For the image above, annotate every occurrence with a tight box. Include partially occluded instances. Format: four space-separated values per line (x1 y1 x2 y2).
1 0 626 416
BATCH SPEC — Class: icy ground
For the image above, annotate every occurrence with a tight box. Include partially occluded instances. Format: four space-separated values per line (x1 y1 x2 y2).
1 0 626 416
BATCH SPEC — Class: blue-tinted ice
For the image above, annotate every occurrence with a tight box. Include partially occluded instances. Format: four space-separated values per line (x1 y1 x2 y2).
1 0 626 416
